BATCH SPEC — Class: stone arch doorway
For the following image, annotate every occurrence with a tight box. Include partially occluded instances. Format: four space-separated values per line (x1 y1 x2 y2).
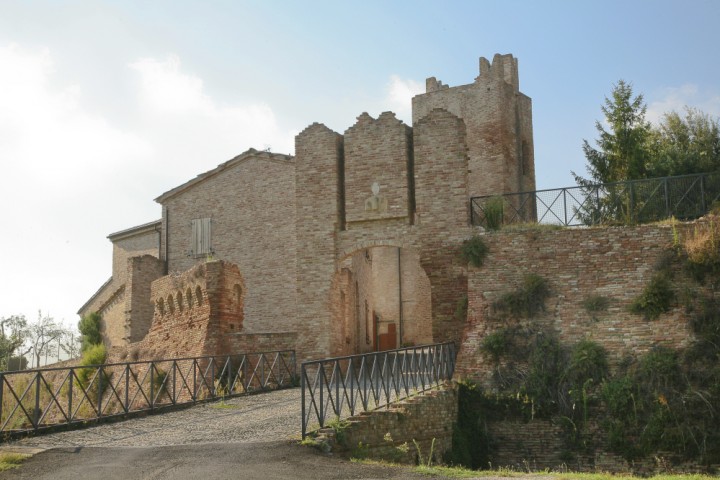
329 245 433 357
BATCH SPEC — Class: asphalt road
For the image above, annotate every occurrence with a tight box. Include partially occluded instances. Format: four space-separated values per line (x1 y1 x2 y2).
0 388 458 480
0 441 442 480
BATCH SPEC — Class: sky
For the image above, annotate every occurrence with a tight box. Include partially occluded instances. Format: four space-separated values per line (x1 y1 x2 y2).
1 0 720 330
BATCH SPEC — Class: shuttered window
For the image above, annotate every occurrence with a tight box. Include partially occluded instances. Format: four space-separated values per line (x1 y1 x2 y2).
191 218 212 256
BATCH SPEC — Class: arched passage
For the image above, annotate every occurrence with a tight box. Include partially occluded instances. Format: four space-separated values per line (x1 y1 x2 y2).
329 245 433 357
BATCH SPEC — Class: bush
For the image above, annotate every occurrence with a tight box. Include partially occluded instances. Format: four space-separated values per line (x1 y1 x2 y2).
480 329 512 363
566 339 609 388
629 273 675 320
493 274 550 319
460 236 489 268
77 343 107 389
78 312 102 352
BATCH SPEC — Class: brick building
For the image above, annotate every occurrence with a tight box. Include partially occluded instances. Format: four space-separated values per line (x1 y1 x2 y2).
78 53 535 362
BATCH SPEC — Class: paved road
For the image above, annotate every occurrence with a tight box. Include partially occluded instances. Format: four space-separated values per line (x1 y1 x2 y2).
0 388 450 480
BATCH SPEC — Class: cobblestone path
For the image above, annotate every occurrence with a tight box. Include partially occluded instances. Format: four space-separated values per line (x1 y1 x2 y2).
8 387 301 449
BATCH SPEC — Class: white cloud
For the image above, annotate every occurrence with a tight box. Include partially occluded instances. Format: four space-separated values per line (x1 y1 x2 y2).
383 75 424 124
0 45 298 326
128 55 295 172
647 84 720 124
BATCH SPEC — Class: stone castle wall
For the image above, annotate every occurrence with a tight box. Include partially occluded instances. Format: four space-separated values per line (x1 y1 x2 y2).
91 54 534 364
455 223 698 384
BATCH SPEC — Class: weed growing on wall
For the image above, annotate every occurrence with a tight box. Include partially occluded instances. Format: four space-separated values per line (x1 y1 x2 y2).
493 274 550 319
460 236 489 268
629 273 675 320
483 196 504 231
581 295 610 320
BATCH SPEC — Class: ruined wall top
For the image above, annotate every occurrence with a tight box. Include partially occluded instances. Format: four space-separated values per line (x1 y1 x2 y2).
425 53 520 94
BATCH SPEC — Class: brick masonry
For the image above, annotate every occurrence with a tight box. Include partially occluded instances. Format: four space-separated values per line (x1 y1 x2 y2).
455 222 700 384
78 222 161 348
453 221 715 472
85 54 533 365
320 384 457 465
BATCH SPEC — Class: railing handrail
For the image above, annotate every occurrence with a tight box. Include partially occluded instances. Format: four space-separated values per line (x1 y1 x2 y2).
470 170 719 201
301 342 456 439
470 170 720 228
3 349 296 375
0 349 297 439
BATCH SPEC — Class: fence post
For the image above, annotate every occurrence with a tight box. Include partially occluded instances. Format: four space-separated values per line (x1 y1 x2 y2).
150 363 154 410
124 366 130 413
33 373 41 429
318 363 324 428
97 367 103 418
664 177 670 218
68 369 74 420
563 188 568 226
301 364 306 439
701 173 707 214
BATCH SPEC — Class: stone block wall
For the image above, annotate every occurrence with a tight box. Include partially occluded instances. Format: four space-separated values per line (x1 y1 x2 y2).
322 385 457 465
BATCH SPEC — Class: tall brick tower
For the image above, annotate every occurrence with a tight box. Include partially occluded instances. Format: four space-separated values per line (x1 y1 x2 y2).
412 53 535 198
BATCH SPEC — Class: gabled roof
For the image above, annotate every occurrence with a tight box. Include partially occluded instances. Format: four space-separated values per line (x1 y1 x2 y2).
154 148 294 204
107 219 162 242
77 276 114 315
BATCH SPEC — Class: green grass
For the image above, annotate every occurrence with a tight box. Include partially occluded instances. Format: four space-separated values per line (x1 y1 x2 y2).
413 465 717 479
353 458 717 479
0 452 30 471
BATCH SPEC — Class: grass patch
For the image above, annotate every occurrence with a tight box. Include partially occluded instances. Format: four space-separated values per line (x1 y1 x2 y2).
0 452 30 472
414 465 718 479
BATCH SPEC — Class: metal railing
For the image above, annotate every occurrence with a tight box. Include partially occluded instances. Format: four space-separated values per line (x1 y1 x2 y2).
0 350 296 437
301 342 455 439
471 171 720 228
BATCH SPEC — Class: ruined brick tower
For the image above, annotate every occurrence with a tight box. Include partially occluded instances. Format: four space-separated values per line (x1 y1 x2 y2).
294 53 535 361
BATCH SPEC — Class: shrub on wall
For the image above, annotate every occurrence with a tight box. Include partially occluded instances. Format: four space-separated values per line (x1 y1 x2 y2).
460 236 489 268
629 273 675 320
493 273 550 319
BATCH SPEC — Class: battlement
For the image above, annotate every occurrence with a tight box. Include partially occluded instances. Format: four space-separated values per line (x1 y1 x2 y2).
476 53 519 91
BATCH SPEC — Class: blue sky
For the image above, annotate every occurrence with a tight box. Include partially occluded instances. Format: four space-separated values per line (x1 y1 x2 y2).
1 0 719 328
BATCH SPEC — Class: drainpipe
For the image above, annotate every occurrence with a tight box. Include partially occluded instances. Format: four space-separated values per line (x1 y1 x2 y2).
398 247 403 348
163 206 169 275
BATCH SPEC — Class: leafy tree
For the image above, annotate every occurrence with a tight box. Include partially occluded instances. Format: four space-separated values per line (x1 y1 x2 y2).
0 315 28 370
78 312 103 352
647 108 720 177
574 80 652 187
22 311 68 369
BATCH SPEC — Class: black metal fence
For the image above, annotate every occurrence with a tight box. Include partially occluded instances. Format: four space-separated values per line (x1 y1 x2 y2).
0 350 296 437
471 171 720 229
301 342 455 439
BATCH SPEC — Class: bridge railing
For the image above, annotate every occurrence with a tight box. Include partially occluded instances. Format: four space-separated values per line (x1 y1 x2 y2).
0 349 296 438
301 342 455 439
471 171 720 228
